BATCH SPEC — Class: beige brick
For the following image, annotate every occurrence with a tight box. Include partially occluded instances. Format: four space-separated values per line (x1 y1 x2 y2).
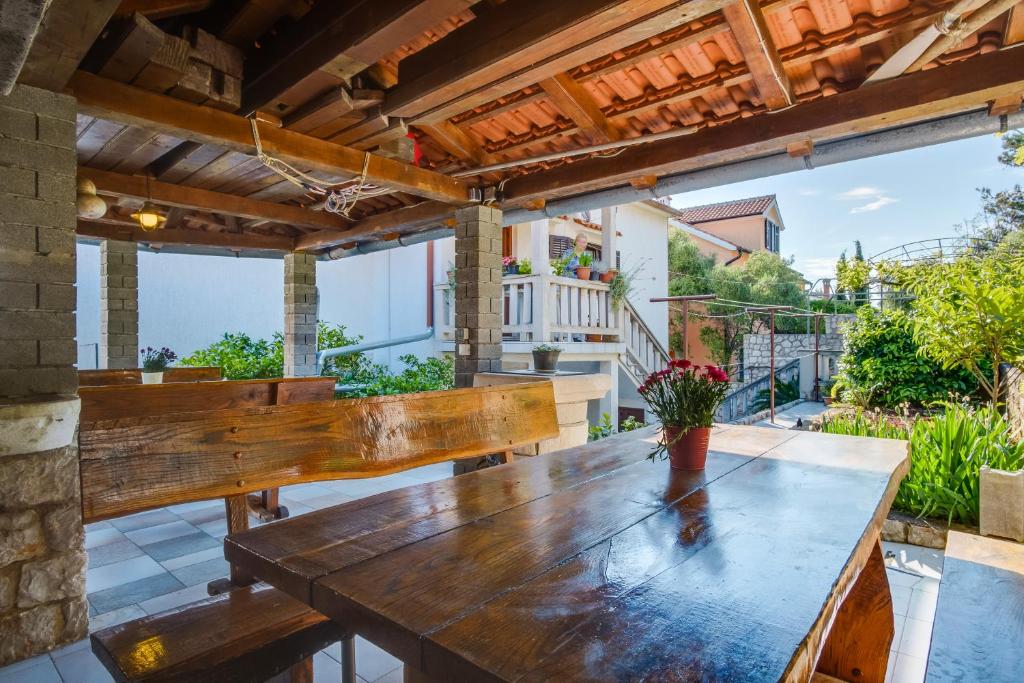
36 284 74 311
36 116 76 148
0 280 36 309
0 366 77 396
0 310 74 340
0 339 36 367
36 226 74 256
0 167 36 197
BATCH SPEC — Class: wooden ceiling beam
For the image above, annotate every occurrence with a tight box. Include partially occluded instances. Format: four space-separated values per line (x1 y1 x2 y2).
79 166 349 231
721 0 793 109
539 72 621 143
385 0 727 123
17 0 121 91
500 46 1024 202
240 0 474 115
114 0 211 20
78 221 295 252
67 71 475 206
1007 4 1024 45
295 200 454 251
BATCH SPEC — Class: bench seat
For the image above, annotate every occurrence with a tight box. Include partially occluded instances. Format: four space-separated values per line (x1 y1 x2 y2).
925 531 1024 681
91 584 345 682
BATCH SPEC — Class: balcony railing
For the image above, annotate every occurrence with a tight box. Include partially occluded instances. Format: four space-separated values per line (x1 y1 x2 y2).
435 274 622 343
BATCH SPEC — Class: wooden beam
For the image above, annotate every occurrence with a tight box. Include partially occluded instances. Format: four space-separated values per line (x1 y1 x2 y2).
115 0 210 20
417 121 496 166
907 0 1020 73
501 46 1024 202
77 221 295 251
989 94 1023 116
295 200 454 251
539 72 621 143
385 0 726 123
67 71 474 206
721 0 793 109
79 167 349 231
240 0 474 115
17 0 121 91
1007 4 1024 45
283 87 355 134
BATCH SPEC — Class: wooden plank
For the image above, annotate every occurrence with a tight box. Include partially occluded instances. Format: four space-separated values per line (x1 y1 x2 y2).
115 0 211 21
502 46 1024 203
79 366 221 386
1007 4 1024 45
219 0 295 47
67 71 474 206
239 0 474 114
182 25 244 78
79 377 335 422
926 531 1024 682
77 221 296 252
538 72 621 143
132 34 191 93
384 0 726 122
294 200 454 252
327 108 391 146
79 382 558 522
721 0 793 110
283 87 355 135
94 12 167 83
18 0 121 91
79 167 349 231
416 121 495 166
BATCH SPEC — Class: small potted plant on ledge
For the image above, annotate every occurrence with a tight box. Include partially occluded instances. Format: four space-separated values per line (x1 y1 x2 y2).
140 346 177 384
532 343 562 374
576 252 593 280
639 359 729 470
502 256 519 275
518 257 532 275
600 268 617 283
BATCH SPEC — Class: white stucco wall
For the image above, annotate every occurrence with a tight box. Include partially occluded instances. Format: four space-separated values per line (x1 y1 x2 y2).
616 203 669 350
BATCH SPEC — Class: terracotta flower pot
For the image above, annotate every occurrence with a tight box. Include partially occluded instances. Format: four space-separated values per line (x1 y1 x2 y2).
576 267 591 280
663 426 711 470
599 270 617 283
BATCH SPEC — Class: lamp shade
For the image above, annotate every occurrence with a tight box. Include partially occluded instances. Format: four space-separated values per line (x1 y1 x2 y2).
130 201 166 231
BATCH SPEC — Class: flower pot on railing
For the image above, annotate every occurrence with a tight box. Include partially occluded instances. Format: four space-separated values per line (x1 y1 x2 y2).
590 270 601 281
600 270 617 283
576 267 591 280
141 371 163 384
532 346 561 373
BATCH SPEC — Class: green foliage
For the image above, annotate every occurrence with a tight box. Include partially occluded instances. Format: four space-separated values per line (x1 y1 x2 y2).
620 415 645 432
180 322 365 380
518 257 532 274
751 376 800 413
833 307 976 407
577 252 593 267
589 413 615 441
533 343 562 352
340 354 454 398
820 404 1024 525
609 261 642 309
835 248 871 302
903 251 1024 403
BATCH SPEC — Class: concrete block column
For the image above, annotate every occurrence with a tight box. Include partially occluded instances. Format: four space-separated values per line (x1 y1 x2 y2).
284 252 318 377
100 239 139 369
0 84 87 665
454 205 503 388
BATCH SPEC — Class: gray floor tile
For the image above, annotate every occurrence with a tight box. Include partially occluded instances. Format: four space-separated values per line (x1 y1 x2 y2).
141 531 220 562
197 519 228 539
84 526 126 550
303 493 357 510
108 509 180 532
89 604 147 632
52 642 113 683
87 539 144 569
0 655 62 683
124 520 198 546
87 555 165 593
354 637 401 682
138 581 211 615
160 546 223 571
169 556 230 586
88 572 184 615
176 504 225 526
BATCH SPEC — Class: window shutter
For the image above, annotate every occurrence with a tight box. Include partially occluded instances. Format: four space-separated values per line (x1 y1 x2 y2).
549 235 573 259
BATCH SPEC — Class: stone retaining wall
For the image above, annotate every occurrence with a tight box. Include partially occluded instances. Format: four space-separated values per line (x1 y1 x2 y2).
1004 364 1023 441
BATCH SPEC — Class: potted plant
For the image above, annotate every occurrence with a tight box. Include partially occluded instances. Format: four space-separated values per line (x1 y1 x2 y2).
140 346 177 384
589 267 602 281
638 359 730 470
600 268 617 283
502 256 519 275
532 344 562 373
518 257 532 275
576 252 593 280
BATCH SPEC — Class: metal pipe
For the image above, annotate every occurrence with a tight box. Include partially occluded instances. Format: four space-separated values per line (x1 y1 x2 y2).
317 328 435 372
325 226 454 260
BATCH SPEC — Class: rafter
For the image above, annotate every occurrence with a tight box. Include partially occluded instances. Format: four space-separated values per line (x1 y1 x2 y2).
78 221 295 251
721 0 793 109
295 200 453 251
539 72 622 143
79 167 349 231
17 0 121 91
66 71 474 206
500 46 1024 202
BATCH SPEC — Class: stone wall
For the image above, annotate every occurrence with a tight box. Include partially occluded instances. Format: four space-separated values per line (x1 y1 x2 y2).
0 84 86 664
1005 364 1023 441
283 252 318 377
743 332 844 398
453 205 503 388
99 239 138 369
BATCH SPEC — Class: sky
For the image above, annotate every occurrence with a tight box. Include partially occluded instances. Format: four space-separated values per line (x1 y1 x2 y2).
664 133 1024 284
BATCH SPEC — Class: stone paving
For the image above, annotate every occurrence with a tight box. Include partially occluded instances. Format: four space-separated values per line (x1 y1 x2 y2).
0 460 941 683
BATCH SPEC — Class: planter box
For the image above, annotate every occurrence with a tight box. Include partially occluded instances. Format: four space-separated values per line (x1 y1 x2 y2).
979 466 1024 542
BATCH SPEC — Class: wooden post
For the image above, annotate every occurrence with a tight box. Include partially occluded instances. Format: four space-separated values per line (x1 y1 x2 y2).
769 310 776 423
814 314 821 402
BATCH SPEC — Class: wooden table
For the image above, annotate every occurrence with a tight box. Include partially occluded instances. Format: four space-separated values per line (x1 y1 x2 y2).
225 424 909 682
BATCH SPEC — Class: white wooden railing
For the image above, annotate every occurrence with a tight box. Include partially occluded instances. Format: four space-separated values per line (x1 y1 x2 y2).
620 298 671 386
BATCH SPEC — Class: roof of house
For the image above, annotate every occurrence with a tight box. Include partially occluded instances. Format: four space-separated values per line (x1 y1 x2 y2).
673 195 778 224
669 220 745 254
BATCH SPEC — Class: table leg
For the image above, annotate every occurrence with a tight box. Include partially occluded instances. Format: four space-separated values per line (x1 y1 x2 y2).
209 494 257 595
816 541 894 683
404 666 441 683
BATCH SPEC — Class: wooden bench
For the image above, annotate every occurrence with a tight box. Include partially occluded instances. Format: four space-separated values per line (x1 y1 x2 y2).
86 381 559 683
925 530 1024 681
79 366 222 386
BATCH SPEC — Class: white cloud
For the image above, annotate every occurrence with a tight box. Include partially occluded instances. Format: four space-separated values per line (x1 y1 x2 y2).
797 257 839 281
797 188 821 197
835 186 898 213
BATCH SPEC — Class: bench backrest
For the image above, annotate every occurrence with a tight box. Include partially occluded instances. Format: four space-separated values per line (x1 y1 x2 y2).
79 366 222 386
80 376 337 422
79 381 558 523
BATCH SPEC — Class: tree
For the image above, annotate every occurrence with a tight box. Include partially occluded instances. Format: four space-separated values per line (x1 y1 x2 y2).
961 130 1024 248
904 251 1024 404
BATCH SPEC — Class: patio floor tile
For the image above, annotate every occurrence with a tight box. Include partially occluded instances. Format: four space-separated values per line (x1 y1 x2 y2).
175 503 226 526
0 655 61 683
169 556 230 586
108 509 180 532
86 555 164 593
141 531 220 562
87 539 144 569
906 588 938 622
89 605 147 632
83 526 126 550
138 581 212 615
51 641 113 683
123 520 198 546
891 653 928 683
889 585 912 616
87 572 184 615
160 545 223 571
898 616 933 659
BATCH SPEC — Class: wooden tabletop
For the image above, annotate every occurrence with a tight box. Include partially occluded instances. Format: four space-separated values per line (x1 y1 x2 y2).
225 424 909 682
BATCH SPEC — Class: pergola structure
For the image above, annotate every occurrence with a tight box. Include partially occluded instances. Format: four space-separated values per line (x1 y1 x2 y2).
1 0 1023 667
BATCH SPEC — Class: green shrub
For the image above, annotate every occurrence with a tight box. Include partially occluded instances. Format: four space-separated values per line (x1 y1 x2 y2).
820 404 1024 525
751 376 800 413
834 307 976 407
589 413 615 441
180 322 365 380
340 354 454 398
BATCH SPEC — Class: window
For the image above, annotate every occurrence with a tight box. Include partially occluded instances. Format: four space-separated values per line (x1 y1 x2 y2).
765 220 780 253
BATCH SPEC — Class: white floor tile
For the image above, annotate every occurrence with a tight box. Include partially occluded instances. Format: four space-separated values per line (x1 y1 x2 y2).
160 546 223 571
138 581 211 615
898 617 934 659
890 585 912 616
84 527 126 550
914 576 940 595
0 655 62 683
883 542 944 579
166 500 220 514
89 604 147 632
86 554 165 593
278 483 335 501
891 614 906 652
51 645 113 683
891 653 928 683
885 652 897 683
886 568 924 588
906 589 938 622
123 520 198 546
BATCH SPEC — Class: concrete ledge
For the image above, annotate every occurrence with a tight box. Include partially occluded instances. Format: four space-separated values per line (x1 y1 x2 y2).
980 466 1024 542
0 395 80 457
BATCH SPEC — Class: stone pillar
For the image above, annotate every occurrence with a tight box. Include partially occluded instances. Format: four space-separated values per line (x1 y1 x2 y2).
99 239 139 369
0 84 87 664
454 205 502 388
600 206 618 273
598 359 619 427
283 252 318 377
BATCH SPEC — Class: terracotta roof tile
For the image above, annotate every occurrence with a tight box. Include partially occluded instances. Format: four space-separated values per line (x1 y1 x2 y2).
674 195 777 224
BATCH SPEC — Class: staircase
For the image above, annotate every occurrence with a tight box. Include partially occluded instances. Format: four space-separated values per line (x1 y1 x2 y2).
619 298 671 387
715 358 801 422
